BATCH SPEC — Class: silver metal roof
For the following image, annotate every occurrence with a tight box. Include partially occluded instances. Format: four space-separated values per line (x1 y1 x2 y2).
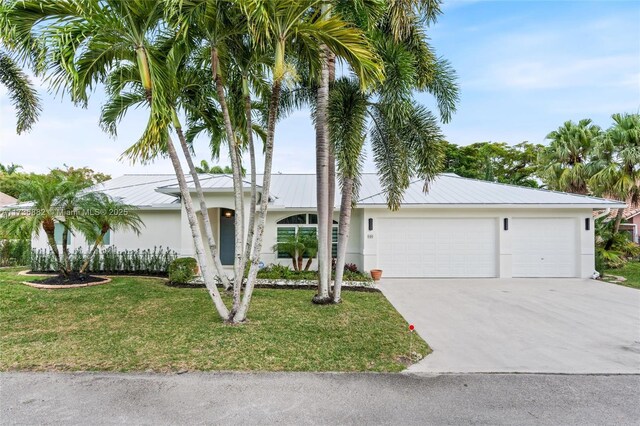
357 174 626 208
92 174 181 209
11 173 617 211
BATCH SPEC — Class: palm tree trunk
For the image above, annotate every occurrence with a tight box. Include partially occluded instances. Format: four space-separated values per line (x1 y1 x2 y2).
166 134 229 320
211 46 245 315
42 220 64 275
313 45 331 304
304 256 313 271
333 176 354 303
242 76 257 277
80 232 104 274
327 50 336 295
233 80 282 323
173 112 231 291
61 225 70 275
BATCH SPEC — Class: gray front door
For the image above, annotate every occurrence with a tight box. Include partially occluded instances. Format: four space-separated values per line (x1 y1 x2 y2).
220 209 235 265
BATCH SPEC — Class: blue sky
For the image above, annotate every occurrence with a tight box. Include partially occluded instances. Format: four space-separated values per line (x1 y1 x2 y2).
1 0 639 176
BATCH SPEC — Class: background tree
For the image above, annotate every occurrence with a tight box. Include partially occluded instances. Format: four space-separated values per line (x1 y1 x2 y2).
443 141 542 187
0 163 22 174
590 113 640 241
538 119 601 194
194 160 235 174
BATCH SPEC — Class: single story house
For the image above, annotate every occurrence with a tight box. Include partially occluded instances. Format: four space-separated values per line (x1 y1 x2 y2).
29 173 625 279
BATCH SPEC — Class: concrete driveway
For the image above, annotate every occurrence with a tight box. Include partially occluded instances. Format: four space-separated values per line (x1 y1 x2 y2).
379 278 640 373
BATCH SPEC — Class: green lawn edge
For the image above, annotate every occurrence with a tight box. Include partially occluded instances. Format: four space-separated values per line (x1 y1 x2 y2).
0 267 430 373
604 260 640 290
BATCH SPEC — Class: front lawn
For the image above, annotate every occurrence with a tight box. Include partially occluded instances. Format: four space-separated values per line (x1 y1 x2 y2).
604 260 640 289
0 268 428 372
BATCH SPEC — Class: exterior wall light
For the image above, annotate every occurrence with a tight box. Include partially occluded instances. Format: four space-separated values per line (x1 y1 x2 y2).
224 210 233 218
503 218 509 231
368 218 373 231
585 218 590 231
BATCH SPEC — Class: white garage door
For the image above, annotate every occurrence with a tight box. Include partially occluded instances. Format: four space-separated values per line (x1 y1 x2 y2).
511 218 578 278
377 218 498 278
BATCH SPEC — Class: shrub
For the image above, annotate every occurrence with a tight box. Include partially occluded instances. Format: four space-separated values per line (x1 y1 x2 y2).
344 263 359 273
168 257 198 284
28 246 178 275
0 239 31 266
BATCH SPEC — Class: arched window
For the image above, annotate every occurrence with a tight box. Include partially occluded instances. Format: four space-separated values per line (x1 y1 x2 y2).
276 214 337 259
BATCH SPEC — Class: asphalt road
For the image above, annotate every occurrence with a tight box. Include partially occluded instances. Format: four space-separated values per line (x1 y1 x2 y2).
1 372 639 425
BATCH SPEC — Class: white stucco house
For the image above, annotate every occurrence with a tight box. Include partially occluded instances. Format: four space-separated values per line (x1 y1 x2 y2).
30 173 625 279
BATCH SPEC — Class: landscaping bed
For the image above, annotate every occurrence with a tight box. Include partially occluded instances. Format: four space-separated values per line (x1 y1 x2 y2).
0 267 429 372
28 273 106 286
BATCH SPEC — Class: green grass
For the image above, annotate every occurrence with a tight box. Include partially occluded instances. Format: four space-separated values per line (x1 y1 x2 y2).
0 267 428 372
604 260 640 289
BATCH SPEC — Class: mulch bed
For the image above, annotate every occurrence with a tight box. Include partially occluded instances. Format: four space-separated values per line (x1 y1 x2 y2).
29 273 106 286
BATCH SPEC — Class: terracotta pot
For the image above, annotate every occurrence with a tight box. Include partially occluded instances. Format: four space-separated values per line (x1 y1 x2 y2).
370 269 383 281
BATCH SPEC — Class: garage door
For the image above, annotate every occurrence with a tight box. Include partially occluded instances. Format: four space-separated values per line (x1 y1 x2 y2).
377 218 498 278
511 218 577 277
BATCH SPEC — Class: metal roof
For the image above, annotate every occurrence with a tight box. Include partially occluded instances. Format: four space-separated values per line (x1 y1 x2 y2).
357 174 626 208
91 174 181 209
5 173 620 211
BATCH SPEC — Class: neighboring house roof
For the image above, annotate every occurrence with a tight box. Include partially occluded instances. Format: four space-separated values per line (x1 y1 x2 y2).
0 192 17 207
2 173 624 211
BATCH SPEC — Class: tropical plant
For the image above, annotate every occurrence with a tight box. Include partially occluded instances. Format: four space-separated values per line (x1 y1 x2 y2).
538 119 602 194
0 163 22 174
194 160 234 174
273 228 318 272
0 173 87 276
590 113 640 240
595 218 640 271
75 193 143 273
0 51 41 134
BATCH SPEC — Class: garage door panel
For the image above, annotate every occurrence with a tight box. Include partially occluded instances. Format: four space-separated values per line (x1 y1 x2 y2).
511 218 577 278
378 218 498 278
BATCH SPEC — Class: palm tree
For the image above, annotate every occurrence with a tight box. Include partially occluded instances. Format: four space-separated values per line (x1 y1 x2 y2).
232 0 382 322
2 0 232 319
590 113 640 240
539 119 602 194
0 163 22 174
0 174 81 275
0 51 41 134
194 160 234 174
76 193 143 273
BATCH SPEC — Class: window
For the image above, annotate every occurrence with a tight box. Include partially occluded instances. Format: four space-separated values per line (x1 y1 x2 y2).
53 223 71 245
276 214 338 259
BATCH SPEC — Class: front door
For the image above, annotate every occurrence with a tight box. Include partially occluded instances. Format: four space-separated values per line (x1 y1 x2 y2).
219 209 235 265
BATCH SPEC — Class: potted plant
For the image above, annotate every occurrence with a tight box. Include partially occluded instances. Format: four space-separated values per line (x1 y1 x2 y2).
370 269 383 281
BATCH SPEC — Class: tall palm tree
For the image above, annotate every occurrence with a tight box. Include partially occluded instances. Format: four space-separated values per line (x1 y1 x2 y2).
0 51 41 134
232 0 382 322
76 193 143 273
590 113 640 239
539 119 602 194
2 0 232 319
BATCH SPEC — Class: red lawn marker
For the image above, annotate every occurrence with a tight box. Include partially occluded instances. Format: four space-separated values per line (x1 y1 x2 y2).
409 324 415 331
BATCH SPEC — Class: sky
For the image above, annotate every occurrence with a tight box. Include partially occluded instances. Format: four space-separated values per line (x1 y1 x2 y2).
1 0 639 177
